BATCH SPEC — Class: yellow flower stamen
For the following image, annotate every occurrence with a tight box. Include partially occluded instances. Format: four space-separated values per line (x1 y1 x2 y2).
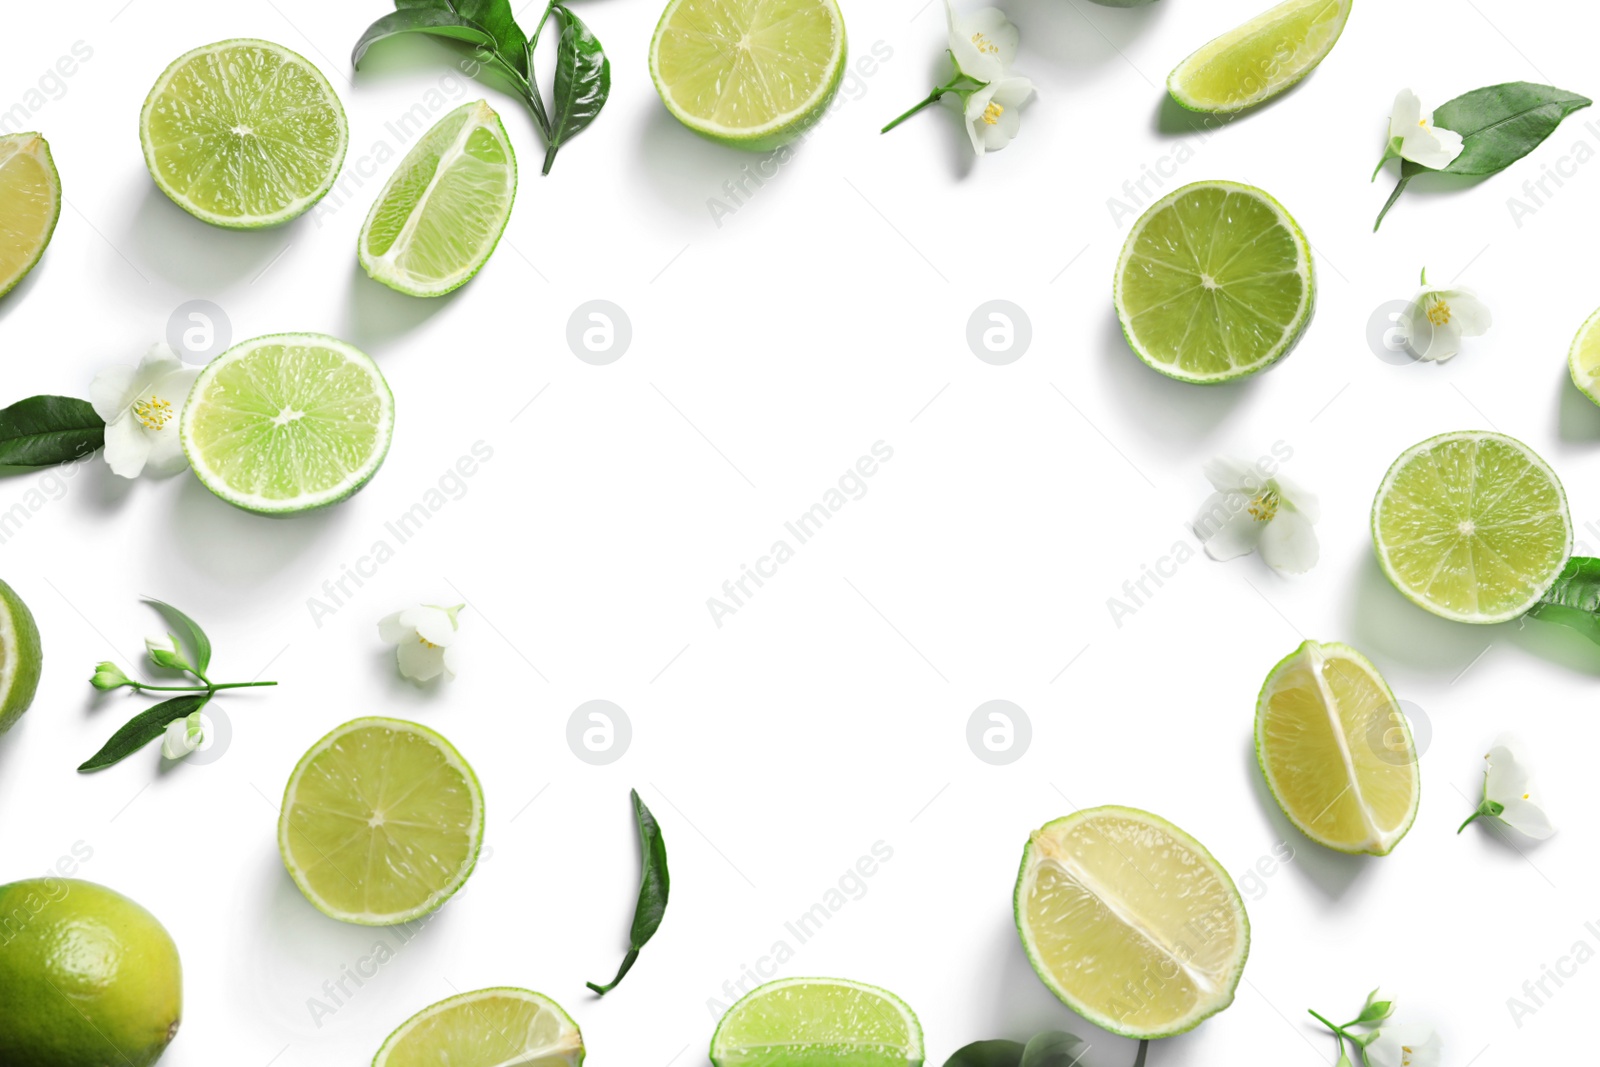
971 31 1000 55
134 396 173 431
1426 299 1452 326
1247 489 1280 523
419 636 438 650
981 101 1004 126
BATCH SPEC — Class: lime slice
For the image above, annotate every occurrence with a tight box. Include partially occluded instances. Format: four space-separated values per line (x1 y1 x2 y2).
1256 641 1419 856
710 978 923 1067
375 988 583 1067
279 717 483 926
0 134 60 299
1114 180 1314 383
650 0 847 150
1372 431 1571 624
1015 806 1249 1039
359 100 517 298
1568 307 1600 406
1167 0 1352 113
179 333 393 515
0 579 42 736
140 39 347 228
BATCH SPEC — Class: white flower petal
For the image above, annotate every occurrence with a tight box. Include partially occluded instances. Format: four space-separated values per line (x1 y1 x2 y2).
1498 796 1556 839
947 3 1015 81
1202 455 1263 493
396 638 445 682
1388 89 1423 140
102 414 153 479
1259 509 1319 574
1199 502 1267 561
160 717 200 760
1401 126 1461 170
1367 1025 1442 1067
1440 287 1491 335
89 365 138 421
143 423 189 477
1272 472 1321 524
1428 125 1465 168
1484 740 1533 800
377 612 412 644
441 644 460 681
403 605 458 647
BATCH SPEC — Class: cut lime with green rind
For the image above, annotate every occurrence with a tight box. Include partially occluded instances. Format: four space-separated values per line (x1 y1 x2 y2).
0 579 42 737
279 717 484 927
1568 306 1600 406
1167 0 1352 114
1114 180 1314 383
1255 641 1419 856
374 988 584 1067
650 0 848 151
359 100 517 298
140 39 348 228
1014 806 1249 1040
0 134 60 299
710 977 923 1067
1372 431 1571 624
179 332 394 515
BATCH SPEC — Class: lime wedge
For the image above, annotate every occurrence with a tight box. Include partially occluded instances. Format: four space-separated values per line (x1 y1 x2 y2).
1015 806 1249 1039
375 988 584 1067
1256 641 1419 856
1115 180 1313 383
279 718 483 926
1167 0 1352 113
0 579 42 736
359 100 516 298
140 39 347 228
1569 307 1600 406
710 978 923 1067
650 0 847 150
179 333 393 515
0 134 60 299
1372 431 1571 623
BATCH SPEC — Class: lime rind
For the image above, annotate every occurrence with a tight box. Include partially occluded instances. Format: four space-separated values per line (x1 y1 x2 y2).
1567 306 1600 406
1167 0 1353 114
710 977 924 1067
0 579 42 736
1013 805 1250 1041
0 134 61 299
374 988 584 1067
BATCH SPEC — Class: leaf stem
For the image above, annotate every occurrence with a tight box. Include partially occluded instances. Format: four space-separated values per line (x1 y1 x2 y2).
881 72 983 133
130 681 277 692
1132 1039 1149 1067
586 947 637 996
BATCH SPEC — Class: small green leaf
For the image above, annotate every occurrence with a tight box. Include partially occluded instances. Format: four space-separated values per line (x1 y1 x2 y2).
453 0 531 78
587 788 669 995
943 1040 1026 1067
542 4 610 175
1019 1031 1090 1067
0 395 104 468
1528 556 1600 644
144 598 212 675
78 694 209 772
1433 82 1591 176
352 7 500 70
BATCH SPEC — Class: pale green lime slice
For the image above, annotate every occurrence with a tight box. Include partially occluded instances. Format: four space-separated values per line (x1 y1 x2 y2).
650 0 847 150
359 100 516 298
1168 0 1352 113
0 134 60 299
1372 431 1571 623
375 988 584 1067
1115 180 1313 383
1015 806 1249 1039
710 978 923 1067
179 333 393 515
140 39 347 228
1256 641 1419 856
1568 307 1600 406
0 579 42 736
279 718 484 926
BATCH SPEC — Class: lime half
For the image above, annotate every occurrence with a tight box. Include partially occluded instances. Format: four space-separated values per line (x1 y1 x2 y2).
710 978 923 1067
141 39 347 228
0 579 42 736
1015 806 1249 1039
359 100 517 298
1372 431 1571 623
1168 0 1352 114
1256 641 1419 856
180 333 393 515
375 988 583 1067
0 134 60 299
650 0 847 150
1115 180 1314 383
1568 307 1600 406
279 718 484 926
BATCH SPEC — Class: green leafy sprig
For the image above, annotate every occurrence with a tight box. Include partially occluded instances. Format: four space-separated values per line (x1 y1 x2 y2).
1309 989 1394 1066
944 1031 1121 1067
353 0 610 175
1528 556 1600 643
0 395 104 468
80 599 277 772
587 788 669 995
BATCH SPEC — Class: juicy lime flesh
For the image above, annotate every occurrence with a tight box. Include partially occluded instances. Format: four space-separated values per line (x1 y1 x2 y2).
378 990 582 1067
1118 184 1309 381
1170 0 1349 111
1018 810 1247 1037
184 338 387 507
281 721 480 923
1257 643 1417 853
654 0 842 133
0 578 42 735
1375 434 1570 621
1569 309 1600 401
713 980 921 1067
362 102 515 293
0 136 58 294
143 41 344 224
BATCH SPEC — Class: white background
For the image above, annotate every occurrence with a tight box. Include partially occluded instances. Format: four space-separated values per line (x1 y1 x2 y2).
1 0 1597 1064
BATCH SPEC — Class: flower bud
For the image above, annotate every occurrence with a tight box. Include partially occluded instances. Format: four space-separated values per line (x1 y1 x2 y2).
146 634 191 673
160 711 206 760
89 661 131 691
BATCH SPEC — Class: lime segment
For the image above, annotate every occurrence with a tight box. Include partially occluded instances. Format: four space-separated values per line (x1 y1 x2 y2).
1168 0 1352 113
710 978 923 1067
140 39 347 228
0 578 41 736
0 134 60 299
1256 641 1419 855
1115 180 1313 383
1372 431 1571 623
1014 806 1249 1039
375 988 583 1067
278 717 483 926
1568 307 1600 406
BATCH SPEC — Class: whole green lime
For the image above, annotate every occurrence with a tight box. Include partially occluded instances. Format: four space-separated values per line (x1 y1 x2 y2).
0 578 42 735
0 879 182 1066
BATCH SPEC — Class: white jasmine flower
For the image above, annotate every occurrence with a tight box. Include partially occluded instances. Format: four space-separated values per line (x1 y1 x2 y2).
1376 89 1465 174
1401 270 1490 362
1365 1024 1443 1067
1460 734 1555 839
964 76 1034 155
882 2 1034 153
89 344 200 479
161 710 206 760
379 604 464 683
947 2 1018 82
1191 456 1320 574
